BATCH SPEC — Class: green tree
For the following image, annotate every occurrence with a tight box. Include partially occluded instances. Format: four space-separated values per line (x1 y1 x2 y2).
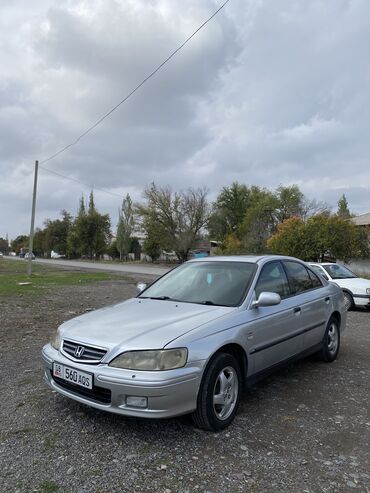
239 187 278 253
267 217 306 259
268 214 369 262
143 236 161 262
274 184 304 224
43 210 73 256
11 235 28 254
138 183 209 262
208 183 251 240
0 237 9 254
67 192 111 258
337 194 351 219
116 194 135 260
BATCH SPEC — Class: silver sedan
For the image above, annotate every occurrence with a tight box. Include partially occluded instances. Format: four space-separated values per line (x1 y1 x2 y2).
42 255 346 431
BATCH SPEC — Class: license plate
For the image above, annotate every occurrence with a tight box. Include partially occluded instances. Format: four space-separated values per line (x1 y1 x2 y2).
53 363 93 390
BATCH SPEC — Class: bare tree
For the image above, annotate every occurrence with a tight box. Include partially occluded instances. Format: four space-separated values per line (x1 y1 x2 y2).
300 198 331 222
138 183 209 262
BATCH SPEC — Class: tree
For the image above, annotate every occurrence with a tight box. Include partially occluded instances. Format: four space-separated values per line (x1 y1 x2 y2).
116 194 135 261
268 214 369 262
0 237 9 254
43 210 73 256
143 236 161 262
138 183 209 262
11 235 28 254
337 194 351 219
239 187 278 253
208 183 251 240
274 185 304 224
267 217 306 259
67 192 111 258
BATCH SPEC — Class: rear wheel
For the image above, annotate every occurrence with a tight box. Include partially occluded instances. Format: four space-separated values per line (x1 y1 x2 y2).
192 353 241 431
343 291 354 311
318 317 340 362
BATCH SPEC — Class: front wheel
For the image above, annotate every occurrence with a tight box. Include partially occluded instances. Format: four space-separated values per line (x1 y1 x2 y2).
343 291 354 311
318 317 340 362
192 353 241 431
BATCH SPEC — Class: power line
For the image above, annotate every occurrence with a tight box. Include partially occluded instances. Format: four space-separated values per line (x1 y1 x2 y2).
39 164 125 199
39 0 230 166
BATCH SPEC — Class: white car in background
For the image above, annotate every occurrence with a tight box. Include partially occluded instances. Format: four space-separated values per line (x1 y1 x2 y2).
309 263 370 311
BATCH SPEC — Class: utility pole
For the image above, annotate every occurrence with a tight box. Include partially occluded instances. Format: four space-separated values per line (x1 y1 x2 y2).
27 160 39 276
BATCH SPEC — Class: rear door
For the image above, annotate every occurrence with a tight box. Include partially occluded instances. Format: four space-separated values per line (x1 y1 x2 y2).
282 261 329 350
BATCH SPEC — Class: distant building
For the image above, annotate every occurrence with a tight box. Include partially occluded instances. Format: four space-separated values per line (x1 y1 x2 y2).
351 212 370 228
345 213 370 275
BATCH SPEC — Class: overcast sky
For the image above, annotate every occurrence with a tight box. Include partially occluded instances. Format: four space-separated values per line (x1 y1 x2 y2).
1 0 369 240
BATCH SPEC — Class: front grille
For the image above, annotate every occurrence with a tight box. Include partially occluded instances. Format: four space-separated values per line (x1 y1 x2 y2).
51 372 111 404
62 339 107 363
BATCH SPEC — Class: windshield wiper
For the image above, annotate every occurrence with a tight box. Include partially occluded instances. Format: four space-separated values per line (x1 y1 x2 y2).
141 295 173 301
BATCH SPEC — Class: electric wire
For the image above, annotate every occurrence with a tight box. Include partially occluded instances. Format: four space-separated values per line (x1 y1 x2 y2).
39 0 230 168
39 164 126 199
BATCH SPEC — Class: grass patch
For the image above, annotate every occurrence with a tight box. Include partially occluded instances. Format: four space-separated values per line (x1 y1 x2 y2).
38 480 60 493
0 259 124 296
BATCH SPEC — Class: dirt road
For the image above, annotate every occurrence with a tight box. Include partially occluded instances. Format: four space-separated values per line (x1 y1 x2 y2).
0 274 369 492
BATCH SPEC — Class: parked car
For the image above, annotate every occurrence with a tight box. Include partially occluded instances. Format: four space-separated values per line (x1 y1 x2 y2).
42 255 346 431
309 263 370 311
24 252 35 260
51 250 65 259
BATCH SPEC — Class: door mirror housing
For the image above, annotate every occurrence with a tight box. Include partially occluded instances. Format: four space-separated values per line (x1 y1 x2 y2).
251 291 281 308
136 282 147 293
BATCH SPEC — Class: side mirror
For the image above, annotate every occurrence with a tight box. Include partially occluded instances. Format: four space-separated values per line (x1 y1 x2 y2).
136 282 147 293
251 292 281 308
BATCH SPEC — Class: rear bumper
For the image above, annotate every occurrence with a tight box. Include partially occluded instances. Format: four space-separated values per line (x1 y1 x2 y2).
42 344 204 418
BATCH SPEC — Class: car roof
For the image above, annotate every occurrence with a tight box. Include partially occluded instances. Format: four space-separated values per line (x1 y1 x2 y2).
188 255 306 264
309 262 336 266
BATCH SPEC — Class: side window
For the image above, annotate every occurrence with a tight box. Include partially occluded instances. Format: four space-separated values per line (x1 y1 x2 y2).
283 261 316 295
255 262 290 299
307 268 323 288
311 265 329 281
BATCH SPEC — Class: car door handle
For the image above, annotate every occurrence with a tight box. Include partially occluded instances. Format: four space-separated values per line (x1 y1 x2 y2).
325 296 330 302
293 307 301 314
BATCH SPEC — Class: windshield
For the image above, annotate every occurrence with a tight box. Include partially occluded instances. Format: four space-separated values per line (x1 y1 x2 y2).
140 261 256 307
322 264 357 279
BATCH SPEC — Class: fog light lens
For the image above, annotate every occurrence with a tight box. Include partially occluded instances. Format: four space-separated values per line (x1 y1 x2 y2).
126 396 148 408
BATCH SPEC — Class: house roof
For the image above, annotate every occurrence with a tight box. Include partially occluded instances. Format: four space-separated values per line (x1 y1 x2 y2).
351 213 370 226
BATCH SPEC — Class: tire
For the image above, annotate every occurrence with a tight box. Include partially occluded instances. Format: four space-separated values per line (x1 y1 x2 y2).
318 317 340 362
343 291 354 311
192 353 241 431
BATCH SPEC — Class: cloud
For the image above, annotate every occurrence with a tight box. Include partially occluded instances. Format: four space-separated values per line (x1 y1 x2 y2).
0 0 369 240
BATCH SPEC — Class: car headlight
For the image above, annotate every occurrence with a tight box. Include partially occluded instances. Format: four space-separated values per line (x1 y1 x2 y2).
109 348 188 371
50 330 61 350
366 288 370 295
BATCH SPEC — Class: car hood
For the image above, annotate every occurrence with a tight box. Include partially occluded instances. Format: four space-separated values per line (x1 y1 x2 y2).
331 277 370 293
59 298 234 351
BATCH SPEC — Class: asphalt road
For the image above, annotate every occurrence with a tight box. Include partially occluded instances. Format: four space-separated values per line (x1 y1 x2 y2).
4 255 170 276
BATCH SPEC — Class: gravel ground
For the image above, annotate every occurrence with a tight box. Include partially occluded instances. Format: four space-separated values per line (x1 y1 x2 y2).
0 274 369 493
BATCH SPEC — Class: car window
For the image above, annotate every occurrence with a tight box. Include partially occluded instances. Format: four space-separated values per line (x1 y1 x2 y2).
307 268 323 288
283 261 319 295
322 264 357 279
255 261 290 299
310 265 329 280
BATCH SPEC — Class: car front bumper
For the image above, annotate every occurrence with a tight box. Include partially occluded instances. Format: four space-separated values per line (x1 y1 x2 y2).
353 294 370 307
42 344 204 418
